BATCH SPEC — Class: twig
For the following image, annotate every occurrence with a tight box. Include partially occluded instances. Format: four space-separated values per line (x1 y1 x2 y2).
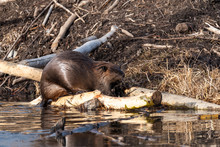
51 14 77 52
121 28 134 37
0 76 10 87
42 4 54 27
74 12 85 23
3 1 53 60
212 49 220 57
143 43 173 49
78 0 91 7
46 22 57 36
12 77 28 85
155 36 220 41
52 0 74 15
133 35 220 41
51 0 89 52
98 0 111 10
154 4 165 18
74 13 89 24
205 22 220 35
33 6 39 18
103 0 119 14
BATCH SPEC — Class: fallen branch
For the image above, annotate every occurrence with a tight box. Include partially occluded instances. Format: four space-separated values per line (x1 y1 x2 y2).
42 4 54 27
21 25 118 68
74 25 118 54
143 43 173 49
133 31 220 41
51 14 77 52
52 0 74 15
51 0 90 52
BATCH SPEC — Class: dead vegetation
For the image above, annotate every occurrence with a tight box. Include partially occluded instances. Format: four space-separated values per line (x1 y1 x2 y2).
0 0 219 103
160 66 220 103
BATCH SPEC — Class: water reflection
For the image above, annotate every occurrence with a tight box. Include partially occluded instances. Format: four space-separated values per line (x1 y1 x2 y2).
0 102 220 146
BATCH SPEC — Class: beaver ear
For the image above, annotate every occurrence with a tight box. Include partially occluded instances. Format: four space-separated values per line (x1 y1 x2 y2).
100 66 108 72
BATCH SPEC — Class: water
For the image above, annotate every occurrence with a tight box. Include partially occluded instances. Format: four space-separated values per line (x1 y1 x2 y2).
0 102 220 147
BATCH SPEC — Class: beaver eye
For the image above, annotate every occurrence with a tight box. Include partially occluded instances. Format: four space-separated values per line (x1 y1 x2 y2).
100 66 108 72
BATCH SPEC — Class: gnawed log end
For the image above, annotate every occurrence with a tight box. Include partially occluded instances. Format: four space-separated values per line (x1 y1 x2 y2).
151 91 162 106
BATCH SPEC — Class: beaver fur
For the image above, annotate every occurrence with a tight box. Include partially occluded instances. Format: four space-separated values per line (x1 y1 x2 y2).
40 51 124 107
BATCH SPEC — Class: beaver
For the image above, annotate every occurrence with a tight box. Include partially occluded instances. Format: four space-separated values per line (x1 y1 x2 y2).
40 51 124 107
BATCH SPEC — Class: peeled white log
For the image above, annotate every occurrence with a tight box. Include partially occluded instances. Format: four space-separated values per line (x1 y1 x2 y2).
30 89 161 109
0 60 42 81
30 87 220 110
128 87 220 110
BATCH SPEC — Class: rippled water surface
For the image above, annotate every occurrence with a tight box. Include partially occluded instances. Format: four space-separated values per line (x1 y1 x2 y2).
0 101 220 147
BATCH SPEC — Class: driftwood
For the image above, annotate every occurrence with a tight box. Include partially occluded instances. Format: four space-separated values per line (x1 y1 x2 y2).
20 25 118 68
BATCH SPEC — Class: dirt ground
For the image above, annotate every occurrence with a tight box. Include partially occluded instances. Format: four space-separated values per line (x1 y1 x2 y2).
0 0 219 103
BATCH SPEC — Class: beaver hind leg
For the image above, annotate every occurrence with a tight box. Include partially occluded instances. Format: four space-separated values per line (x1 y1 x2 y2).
40 83 68 107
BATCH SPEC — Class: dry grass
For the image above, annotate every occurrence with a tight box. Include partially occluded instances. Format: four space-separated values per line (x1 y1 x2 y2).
159 65 220 102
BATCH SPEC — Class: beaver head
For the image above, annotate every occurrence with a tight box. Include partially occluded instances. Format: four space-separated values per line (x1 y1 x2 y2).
93 61 124 95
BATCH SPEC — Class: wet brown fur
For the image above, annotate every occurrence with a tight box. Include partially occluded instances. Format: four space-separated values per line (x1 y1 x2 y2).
40 51 124 107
